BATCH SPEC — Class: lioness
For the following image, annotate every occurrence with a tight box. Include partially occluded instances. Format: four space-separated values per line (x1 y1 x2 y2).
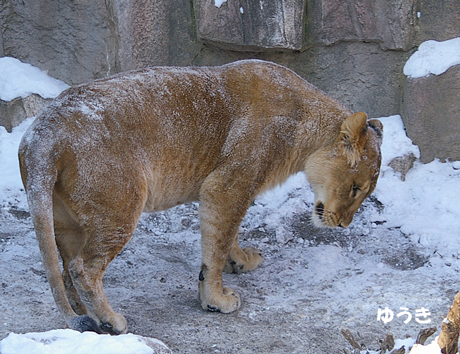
18 60 382 335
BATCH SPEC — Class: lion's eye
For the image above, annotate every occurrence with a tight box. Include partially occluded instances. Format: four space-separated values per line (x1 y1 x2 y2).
352 183 360 197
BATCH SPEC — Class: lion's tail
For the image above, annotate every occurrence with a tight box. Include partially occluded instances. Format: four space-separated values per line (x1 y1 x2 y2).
18 125 101 333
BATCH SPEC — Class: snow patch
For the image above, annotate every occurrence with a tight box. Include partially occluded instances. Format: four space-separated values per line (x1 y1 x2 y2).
409 338 442 354
0 57 69 101
0 329 170 354
0 118 35 210
403 37 460 78
214 0 227 8
376 115 420 168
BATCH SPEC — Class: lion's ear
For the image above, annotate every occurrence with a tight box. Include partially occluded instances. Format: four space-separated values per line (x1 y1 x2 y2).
339 112 368 166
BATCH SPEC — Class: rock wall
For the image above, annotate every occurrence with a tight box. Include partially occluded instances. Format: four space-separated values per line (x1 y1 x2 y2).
0 0 119 84
305 0 417 50
194 0 306 51
402 65 460 163
0 0 459 161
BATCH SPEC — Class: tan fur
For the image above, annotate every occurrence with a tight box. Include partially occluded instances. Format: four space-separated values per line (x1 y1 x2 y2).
18 60 382 334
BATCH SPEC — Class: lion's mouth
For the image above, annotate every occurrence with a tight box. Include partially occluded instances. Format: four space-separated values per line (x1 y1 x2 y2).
314 202 352 228
312 201 329 228
315 202 324 220
313 201 343 228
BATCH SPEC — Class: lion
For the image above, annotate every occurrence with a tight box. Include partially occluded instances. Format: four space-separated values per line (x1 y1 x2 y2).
18 60 382 335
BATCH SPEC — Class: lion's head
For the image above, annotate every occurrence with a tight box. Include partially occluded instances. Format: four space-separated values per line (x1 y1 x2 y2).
305 112 383 228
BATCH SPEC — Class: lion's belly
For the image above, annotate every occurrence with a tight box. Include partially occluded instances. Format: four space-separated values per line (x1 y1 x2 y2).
141 158 212 213
142 179 202 213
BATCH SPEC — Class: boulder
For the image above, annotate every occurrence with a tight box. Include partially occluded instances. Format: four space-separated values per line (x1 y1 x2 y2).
114 0 198 71
305 0 417 50
388 153 417 181
416 0 460 43
0 0 119 85
401 64 460 163
267 42 410 118
0 94 51 132
193 0 306 51
193 0 417 51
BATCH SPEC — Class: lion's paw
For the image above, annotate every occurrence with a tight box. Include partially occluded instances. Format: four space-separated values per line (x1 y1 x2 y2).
199 284 241 314
99 312 128 335
224 247 263 274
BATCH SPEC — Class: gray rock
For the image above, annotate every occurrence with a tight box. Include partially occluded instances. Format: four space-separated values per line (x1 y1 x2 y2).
193 0 306 51
401 64 460 163
1 0 198 85
1 0 118 85
0 94 51 132
388 153 417 181
114 0 198 71
267 42 410 118
415 0 460 43
0 97 26 132
305 0 417 50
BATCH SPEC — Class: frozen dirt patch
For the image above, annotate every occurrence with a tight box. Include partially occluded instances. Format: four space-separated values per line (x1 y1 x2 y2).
0 193 457 354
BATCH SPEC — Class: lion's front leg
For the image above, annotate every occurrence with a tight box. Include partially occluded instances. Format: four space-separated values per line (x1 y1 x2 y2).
198 172 258 313
224 232 263 274
198 208 241 313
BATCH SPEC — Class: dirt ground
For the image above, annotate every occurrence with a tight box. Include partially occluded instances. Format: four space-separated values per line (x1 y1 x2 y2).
0 197 457 353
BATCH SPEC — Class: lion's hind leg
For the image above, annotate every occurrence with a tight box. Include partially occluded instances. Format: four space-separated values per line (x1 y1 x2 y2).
54 200 90 317
54 210 119 332
53 183 144 334
67 247 129 335
75 204 149 333
223 233 263 274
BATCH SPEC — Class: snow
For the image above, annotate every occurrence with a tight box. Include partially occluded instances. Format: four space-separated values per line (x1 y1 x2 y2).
403 37 460 78
373 116 460 253
214 0 227 8
362 338 442 354
410 339 442 354
1 56 459 353
377 115 420 168
0 117 34 210
0 329 169 354
0 57 69 101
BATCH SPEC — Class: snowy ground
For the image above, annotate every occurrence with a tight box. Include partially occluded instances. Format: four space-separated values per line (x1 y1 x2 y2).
1 39 460 354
